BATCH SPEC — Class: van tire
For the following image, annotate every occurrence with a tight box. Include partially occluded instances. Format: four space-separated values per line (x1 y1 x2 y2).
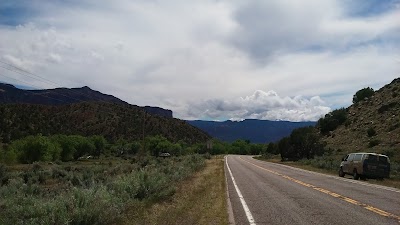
353 169 359 180
339 168 345 177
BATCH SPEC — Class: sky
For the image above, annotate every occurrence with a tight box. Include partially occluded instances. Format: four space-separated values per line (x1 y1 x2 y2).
0 0 399 122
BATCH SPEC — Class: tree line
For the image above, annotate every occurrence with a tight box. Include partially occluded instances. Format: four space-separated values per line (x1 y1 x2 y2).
0 133 272 164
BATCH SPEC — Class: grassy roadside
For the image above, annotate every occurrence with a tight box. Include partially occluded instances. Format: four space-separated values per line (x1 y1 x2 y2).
255 156 400 189
123 156 228 225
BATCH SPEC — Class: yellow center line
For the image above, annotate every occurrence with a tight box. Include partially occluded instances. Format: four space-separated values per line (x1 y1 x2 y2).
238 156 400 222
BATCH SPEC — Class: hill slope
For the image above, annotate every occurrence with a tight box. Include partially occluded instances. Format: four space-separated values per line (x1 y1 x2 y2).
0 102 209 144
187 119 316 143
0 83 172 118
322 78 400 161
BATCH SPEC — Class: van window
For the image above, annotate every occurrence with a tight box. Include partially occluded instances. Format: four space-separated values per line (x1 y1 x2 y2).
366 154 378 162
348 154 354 161
379 156 389 163
353 154 362 161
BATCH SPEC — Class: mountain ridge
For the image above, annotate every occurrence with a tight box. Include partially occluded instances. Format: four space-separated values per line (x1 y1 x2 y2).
0 102 209 144
0 82 173 118
187 119 316 143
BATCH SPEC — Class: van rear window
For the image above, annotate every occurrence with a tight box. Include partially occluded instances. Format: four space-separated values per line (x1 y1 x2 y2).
379 156 388 163
366 155 389 163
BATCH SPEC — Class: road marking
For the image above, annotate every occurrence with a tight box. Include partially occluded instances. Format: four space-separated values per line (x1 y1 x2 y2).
270 161 400 193
239 156 400 222
225 156 256 225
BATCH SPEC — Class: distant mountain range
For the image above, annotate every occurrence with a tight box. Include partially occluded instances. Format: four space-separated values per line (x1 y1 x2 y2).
187 119 316 143
0 82 317 144
0 83 172 118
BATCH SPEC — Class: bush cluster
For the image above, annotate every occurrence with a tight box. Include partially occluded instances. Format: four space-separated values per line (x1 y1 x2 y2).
352 87 374 104
0 155 206 224
0 135 107 164
317 108 347 134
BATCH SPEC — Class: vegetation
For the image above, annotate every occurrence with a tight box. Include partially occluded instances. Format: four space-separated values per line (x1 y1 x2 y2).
0 154 207 224
367 127 376 137
277 126 325 160
0 102 209 144
262 79 400 183
317 108 347 134
353 87 374 104
126 157 228 225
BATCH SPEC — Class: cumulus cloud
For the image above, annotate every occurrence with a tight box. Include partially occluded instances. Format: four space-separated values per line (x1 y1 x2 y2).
0 0 399 121
183 90 331 122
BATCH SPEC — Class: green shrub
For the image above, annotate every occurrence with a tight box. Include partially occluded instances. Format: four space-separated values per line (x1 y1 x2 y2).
382 149 395 158
367 127 376 137
10 135 61 163
318 108 347 134
353 87 374 104
0 155 205 224
0 164 9 186
388 123 400 132
378 102 398 114
368 139 381 148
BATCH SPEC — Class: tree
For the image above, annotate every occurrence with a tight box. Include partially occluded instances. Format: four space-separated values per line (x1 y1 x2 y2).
278 137 294 160
128 141 141 155
232 140 250 155
11 135 61 163
71 135 95 159
353 87 374 104
265 143 278 155
52 135 76 161
90 135 107 157
146 135 174 156
318 108 347 134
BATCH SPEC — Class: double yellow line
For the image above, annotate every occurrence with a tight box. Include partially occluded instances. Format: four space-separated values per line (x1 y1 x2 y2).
239 157 400 222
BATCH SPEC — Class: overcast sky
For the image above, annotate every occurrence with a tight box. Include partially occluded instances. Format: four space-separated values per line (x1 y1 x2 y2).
0 0 399 121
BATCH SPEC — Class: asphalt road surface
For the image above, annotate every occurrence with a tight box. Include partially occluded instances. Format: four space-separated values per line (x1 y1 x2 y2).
225 155 400 225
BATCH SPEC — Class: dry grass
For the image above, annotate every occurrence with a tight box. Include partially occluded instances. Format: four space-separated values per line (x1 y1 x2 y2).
123 157 228 225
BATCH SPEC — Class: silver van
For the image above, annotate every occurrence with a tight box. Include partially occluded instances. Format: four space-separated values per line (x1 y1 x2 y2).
339 153 390 180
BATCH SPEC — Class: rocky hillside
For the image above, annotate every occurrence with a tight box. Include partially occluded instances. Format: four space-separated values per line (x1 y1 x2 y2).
0 102 209 144
323 78 400 161
0 83 173 118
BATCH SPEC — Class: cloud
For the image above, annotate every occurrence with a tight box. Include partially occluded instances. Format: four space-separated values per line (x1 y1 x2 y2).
183 90 331 122
230 0 400 62
0 0 399 122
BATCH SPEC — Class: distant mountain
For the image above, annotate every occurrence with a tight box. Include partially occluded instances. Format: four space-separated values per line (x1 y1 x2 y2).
0 102 209 144
0 83 172 118
187 119 316 143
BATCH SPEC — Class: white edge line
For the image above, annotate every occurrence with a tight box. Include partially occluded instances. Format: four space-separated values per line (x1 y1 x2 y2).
225 157 236 225
225 156 256 225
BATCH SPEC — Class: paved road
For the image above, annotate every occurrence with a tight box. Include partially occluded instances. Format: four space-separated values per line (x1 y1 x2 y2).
225 155 400 225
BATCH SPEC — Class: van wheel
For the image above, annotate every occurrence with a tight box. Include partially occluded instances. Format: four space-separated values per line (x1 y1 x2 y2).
339 168 345 177
353 170 359 180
